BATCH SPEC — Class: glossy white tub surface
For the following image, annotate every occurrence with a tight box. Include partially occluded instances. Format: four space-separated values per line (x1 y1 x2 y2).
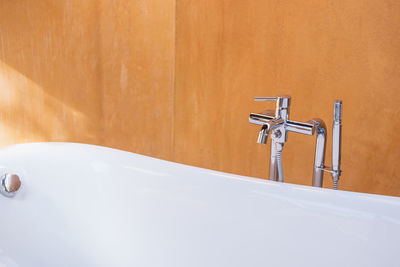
0 143 399 267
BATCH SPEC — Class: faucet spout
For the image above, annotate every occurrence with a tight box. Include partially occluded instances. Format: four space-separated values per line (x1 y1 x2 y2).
256 118 285 144
258 125 269 144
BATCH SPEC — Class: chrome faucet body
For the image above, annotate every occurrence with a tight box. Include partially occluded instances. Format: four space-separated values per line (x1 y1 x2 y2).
249 95 342 189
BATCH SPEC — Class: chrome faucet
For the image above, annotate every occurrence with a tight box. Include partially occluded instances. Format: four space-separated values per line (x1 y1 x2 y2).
249 95 342 189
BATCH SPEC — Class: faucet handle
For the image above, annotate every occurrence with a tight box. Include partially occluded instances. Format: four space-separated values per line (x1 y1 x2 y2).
249 110 275 125
254 97 278 101
254 95 291 108
254 95 291 120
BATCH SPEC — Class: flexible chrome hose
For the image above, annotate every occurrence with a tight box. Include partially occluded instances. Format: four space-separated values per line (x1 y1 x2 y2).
333 179 338 190
332 174 339 190
276 143 284 182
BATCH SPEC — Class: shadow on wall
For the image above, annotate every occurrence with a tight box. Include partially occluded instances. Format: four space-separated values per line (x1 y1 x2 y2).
0 61 95 145
0 0 175 159
0 0 103 146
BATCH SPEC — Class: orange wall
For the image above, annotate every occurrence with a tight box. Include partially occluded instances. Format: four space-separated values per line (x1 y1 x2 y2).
0 1 102 145
1 0 400 196
0 0 175 159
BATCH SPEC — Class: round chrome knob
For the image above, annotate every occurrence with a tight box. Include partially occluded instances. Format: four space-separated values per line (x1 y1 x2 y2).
1 174 21 195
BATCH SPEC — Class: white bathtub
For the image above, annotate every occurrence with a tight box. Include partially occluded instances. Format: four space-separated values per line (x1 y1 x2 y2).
0 143 399 267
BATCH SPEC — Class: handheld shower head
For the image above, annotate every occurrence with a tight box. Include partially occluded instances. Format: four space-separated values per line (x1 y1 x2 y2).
332 100 342 189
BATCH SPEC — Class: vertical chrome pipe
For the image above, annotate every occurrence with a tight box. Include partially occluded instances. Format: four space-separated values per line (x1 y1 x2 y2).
311 119 327 187
269 141 278 181
332 100 342 189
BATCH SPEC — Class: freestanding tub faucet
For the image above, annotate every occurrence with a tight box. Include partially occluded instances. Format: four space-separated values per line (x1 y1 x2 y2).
249 95 342 189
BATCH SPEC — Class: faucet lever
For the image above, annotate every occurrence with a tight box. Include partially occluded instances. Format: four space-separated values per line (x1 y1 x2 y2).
249 110 275 125
253 95 291 121
254 97 278 101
